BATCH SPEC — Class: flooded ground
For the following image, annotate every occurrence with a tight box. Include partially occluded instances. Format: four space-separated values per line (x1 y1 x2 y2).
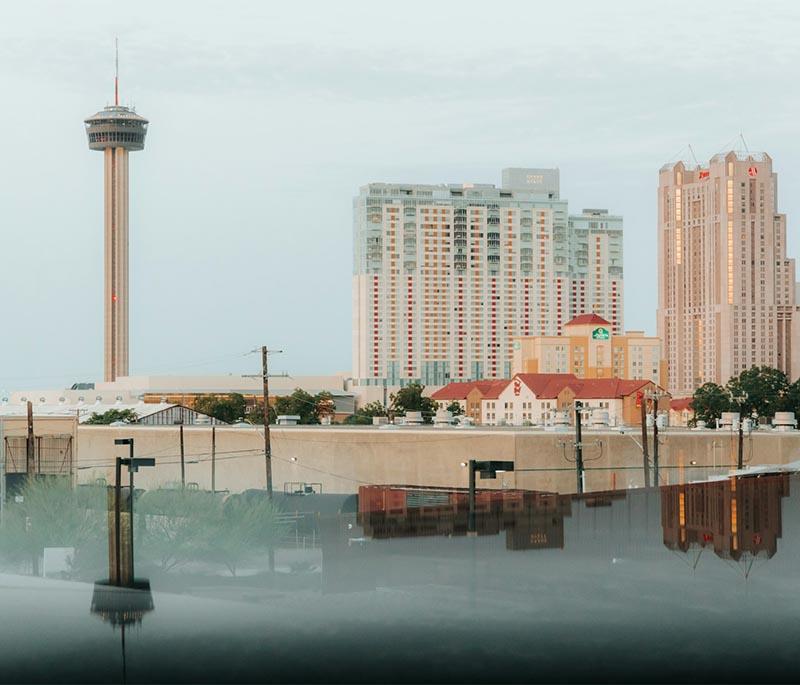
0 474 797 683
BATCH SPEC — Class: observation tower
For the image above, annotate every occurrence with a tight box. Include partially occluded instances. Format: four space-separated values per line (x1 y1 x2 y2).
84 43 148 382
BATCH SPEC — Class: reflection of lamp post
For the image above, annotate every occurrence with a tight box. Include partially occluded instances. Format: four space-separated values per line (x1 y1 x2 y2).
91 580 154 685
465 459 514 534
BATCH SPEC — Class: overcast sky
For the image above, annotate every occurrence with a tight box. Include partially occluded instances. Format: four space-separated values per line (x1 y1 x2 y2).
1 0 799 391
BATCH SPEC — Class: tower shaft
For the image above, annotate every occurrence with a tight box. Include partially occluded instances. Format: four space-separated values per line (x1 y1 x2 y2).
103 147 129 382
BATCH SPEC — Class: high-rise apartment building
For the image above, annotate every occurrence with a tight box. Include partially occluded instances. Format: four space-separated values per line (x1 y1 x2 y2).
657 151 799 397
352 168 624 388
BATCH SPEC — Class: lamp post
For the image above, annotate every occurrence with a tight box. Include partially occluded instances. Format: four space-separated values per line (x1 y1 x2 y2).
113 438 154 586
732 393 747 470
574 401 585 494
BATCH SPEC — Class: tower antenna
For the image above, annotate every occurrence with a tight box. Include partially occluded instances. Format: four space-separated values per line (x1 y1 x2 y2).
687 143 699 167
114 37 119 106
739 132 750 153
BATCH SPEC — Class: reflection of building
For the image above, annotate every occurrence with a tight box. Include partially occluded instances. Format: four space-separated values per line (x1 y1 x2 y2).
661 475 789 560
358 485 572 550
512 314 666 387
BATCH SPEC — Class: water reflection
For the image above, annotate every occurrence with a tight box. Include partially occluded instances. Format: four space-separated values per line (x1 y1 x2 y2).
0 474 796 683
357 475 790 562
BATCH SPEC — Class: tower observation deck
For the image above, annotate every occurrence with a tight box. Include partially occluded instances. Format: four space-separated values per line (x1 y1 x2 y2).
84 50 148 382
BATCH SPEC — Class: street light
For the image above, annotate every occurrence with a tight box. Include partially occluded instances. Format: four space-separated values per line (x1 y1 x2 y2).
112 438 155 586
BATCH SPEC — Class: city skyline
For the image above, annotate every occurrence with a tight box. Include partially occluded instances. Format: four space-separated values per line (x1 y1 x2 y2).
1 1 800 390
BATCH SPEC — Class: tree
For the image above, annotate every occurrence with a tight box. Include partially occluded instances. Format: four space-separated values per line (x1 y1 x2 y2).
780 378 800 415
196 495 285 576
0 478 106 577
273 389 337 424
343 401 387 425
726 366 789 419
390 383 437 424
691 383 731 426
314 391 336 423
193 393 246 424
446 401 463 417
84 408 139 425
136 488 220 572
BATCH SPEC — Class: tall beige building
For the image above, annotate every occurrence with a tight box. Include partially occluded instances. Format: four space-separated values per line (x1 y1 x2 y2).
352 168 624 389
84 55 148 382
657 150 799 396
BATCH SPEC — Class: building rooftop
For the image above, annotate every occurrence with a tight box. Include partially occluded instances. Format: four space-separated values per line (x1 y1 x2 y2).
564 313 611 327
84 105 149 125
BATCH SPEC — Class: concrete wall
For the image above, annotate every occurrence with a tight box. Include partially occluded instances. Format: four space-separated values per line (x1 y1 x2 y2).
68 424 800 496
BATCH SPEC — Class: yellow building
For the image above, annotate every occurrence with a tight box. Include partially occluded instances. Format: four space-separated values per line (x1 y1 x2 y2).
512 314 666 387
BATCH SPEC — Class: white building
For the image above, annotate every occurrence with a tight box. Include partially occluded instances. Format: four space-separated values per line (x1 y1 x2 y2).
352 168 624 390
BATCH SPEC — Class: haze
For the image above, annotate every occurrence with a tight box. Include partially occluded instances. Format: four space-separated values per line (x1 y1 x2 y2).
1 0 798 391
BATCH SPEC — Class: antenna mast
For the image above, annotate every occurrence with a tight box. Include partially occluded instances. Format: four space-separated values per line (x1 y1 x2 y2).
114 37 119 106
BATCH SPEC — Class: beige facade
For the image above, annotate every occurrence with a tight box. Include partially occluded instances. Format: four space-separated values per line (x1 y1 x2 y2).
352 170 624 389
657 151 800 396
512 314 666 386
5 421 798 497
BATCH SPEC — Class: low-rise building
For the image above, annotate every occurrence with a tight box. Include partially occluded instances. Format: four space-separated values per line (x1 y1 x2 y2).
430 380 508 423
9 374 357 423
512 314 666 387
668 398 695 427
434 373 669 427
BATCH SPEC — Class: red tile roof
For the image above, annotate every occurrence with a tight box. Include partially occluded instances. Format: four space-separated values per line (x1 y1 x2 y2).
434 376 661 403
430 382 480 401
430 379 509 401
474 380 510 400
574 378 650 399
515 373 580 399
564 313 611 327
669 397 694 411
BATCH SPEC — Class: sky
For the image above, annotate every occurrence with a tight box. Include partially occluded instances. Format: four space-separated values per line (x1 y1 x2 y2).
1 0 800 391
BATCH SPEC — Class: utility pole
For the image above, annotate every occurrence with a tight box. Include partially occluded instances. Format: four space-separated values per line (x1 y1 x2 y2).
211 424 216 494
262 346 272 499
26 400 34 478
646 389 668 486
652 396 659 486
574 401 585 494
640 394 651 488
179 422 185 488
244 347 286 498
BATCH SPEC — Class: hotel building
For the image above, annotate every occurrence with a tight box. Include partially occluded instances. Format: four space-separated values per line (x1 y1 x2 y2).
657 151 800 396
352 168 624 388
511 313 665 386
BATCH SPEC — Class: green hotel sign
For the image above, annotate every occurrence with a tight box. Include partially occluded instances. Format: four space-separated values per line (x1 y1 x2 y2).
592 327 610 340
